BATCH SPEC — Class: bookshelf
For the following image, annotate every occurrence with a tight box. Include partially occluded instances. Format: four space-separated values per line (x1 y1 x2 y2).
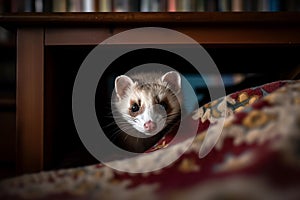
0 12 300 176
1 0 300 13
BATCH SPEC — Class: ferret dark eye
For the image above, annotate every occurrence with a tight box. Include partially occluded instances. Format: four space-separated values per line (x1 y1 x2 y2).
131 103 140 113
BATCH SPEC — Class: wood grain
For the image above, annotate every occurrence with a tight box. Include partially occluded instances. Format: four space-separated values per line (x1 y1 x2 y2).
16 28 44 174
45 27 111 45
0 12 300 27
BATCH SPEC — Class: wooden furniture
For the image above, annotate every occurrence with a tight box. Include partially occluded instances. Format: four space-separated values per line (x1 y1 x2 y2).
0 12 300 175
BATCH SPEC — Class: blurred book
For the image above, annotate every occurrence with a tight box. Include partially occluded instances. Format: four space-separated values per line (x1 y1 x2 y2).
232 0 243 11
82 0 96 12
16 0 35 12
35 0 43 12
269 0 280 11
218 0 231 11
141 0 150 11
168 0 176 11
141 0 166 12
177 0 196 12
113 0 130 12
52 0 67 12
205 0 217 11
129 0 140 12
2 0 300 13
43 0 52 12
258 0 269 11
285 0 300 11
67 0 81 12
97 0 112 12
246 0 258 11
196 0 205 11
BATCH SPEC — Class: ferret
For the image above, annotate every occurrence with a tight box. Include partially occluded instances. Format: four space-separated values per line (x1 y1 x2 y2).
113 71 182 138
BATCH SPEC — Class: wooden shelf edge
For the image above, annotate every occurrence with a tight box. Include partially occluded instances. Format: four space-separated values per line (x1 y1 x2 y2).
1 12 300 28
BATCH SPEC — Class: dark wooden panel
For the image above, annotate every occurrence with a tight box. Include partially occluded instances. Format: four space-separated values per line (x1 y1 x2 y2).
1 12 300 27
0 112 16 163
45 25 300 46
112 25 300 45
45 27 111 45
16 28 44 174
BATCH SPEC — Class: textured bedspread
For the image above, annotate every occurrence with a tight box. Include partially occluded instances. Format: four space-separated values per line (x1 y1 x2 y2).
1 80 300 200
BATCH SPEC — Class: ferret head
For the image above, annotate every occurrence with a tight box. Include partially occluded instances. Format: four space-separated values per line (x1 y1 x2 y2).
113 71 182 136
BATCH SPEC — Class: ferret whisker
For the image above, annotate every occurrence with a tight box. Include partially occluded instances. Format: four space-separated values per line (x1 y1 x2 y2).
167 113 181 117
102 123 116 129
109 130 123 142
123 134 129 142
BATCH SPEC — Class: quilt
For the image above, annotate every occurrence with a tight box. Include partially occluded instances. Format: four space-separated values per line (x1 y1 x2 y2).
0 80 300 200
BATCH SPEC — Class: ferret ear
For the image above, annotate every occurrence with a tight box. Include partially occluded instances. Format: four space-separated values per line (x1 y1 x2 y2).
115 75 134 99
161 71 181 94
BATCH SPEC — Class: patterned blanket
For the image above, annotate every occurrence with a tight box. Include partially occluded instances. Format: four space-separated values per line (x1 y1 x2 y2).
1 80 300 200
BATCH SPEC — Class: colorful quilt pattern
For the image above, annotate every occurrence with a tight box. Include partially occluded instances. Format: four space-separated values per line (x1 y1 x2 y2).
1 80 300 200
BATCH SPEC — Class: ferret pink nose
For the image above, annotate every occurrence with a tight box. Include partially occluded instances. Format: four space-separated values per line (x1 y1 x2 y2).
144 120 156 132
